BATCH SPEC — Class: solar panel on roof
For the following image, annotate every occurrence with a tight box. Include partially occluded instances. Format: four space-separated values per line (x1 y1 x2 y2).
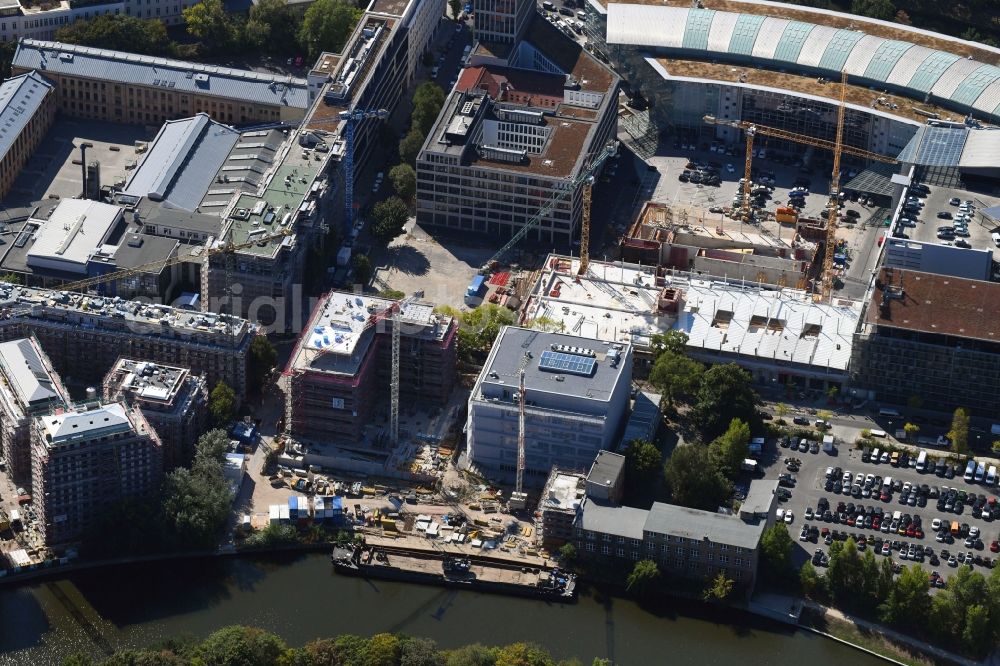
538 350 597 377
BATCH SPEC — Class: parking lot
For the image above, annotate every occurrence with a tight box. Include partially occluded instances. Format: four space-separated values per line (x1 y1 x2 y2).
763 436 999 584
898 182 1000 254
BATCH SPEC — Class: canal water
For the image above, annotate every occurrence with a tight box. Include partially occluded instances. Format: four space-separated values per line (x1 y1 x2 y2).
0 553 881 665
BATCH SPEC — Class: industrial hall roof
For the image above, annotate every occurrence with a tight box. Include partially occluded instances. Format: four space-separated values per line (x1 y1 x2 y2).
606 4 1000 124
13 39 310 109
0 71 52 164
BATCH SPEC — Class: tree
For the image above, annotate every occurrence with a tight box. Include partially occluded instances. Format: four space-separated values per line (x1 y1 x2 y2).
625 559 660 595
664 444 730 510
774 403 789 420
558 542 576 565
993 440 1000 455
962 604 993 657
799 560 822 597
703 572 734 602
692 364 760 442
195 626 288 666
850 0 895 20
55 15 175 56
826 538 865 609
399 128 426 166
621 439 663 489
494 643 554 666
372 196 409 242
649 330 688 357
400 637 445 666
708 418 750 480
879 564 930 631
299 0 361 59
248 335 277 395
209 380 237 426
389 163 417 201
648 351 703 405
456 304 515 356
247 0 298 53
183 0 236 50
352 253 373 285
411 82 446 135
759 523 793 582
161 430 236 549
948 407 970 454
903 422 920 440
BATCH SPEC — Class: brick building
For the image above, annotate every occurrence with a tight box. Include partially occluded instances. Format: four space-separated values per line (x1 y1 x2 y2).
0 70 55 200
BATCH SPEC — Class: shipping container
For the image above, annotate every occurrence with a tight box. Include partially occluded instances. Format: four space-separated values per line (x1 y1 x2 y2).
269 504 281 526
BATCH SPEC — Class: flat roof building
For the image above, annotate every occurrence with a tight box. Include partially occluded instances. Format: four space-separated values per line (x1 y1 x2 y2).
0 336 69 490
31 401 162 545
883 238 993 281
12 39 311 126
25 199 123 275
585 450 625 505
103 358 208 470
0 70 55 201
284 292 457 446
537 468 586 548
467 326 632 481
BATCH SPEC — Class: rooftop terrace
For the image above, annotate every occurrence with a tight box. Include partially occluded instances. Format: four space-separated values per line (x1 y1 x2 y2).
104 358 191 406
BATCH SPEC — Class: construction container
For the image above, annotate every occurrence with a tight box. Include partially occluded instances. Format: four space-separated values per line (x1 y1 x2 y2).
269 504 281 526
288 495 299 517
278 505 290 523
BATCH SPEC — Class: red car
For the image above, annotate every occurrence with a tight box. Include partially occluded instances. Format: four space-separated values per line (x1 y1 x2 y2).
990 540 999 553
906 526 916 537
915 528 924 539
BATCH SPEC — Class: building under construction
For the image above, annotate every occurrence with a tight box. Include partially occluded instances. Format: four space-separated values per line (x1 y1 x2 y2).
0 336 70 491
0 283 255 400
284 292 457 446
103 358 208 470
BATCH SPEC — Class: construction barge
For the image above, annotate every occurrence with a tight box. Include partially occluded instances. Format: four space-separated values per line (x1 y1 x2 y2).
331 545 576 602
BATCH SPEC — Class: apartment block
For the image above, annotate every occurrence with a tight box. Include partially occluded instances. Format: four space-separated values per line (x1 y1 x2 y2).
467 327 632 482
0 336 69 491
851 267 1000 414
30 402 162 545
12 39 310 126
0 282 254 400
416 17 618 244
103 358 208 470
284 292 457 445
0 70 55 200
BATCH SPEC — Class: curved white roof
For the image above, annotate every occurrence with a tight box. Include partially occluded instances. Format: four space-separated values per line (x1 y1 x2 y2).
606 4 1000 123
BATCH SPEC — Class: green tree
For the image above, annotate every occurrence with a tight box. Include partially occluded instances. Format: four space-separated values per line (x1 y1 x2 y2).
962 604 993 657
55 15 175 56
494 642 554 666
449 0 462 19
879 564 930 631
850 0 895 20
248 335 277 395
352 253 373 284
399 128 426 166
692 364 761 442
411 82 446 135
299 0 361 59
774 403 789 420
649 330 688 357
664 444 730 510
948 407 970 454
903 422 919 440
456 304 515 356
799 560 823 597
621 439 663 489
399 637 445 666
993 440 1000 455
389 163 417 201
443 643 496 666
558 542 576 564
209 380 238 426
183 0 236 50
759 523 793 582
195 626 287 666
708 418 751 480
372 196 409 242
626 559 661 595
826 538 865 610
246 0 298 53
703 572 734 602
648 350 703 405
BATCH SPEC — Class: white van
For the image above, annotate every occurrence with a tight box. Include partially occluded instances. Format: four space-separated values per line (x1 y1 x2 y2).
916 450 927 472
964 460 977 481
992 232 1000 247
869 429 887 438
975 461 986 482
577 10 586 19
987 465 998 486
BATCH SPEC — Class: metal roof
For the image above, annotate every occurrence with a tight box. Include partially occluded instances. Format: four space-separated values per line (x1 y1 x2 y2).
40 402 132 445
26 199 122 275
643 501 766 549
605 4 1000 123
577 497 647 540
124 114 240 212
896 125 969 166
14 39 309 109
0 71 52 164
0 338 65 408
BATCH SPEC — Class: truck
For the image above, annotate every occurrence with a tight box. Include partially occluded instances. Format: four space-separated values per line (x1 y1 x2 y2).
741 458 758 473
822 435 836 453
465 274 487 305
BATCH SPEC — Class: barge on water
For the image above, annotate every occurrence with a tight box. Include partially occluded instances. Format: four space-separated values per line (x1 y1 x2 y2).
331 544 576 601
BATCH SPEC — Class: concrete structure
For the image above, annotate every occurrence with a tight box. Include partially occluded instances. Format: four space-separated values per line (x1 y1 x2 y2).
537 467 586 548
574 479 773 591
24 199 123 275
0 70 55 200
0 282 255 400
103 358 208 470
584 449 624 505
522 255 862 390
467 326 632 481
0 336 68 489
30 401 162 545
883 237 993 281
852 267 1000 414
12 39 311 125
739 479 778 523
284 292 457 446
474 0 532 45
415 16 619 244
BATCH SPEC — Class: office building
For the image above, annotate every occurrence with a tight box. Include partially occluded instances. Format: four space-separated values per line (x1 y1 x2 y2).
474 0 532 45
883 237 993 282
30 402 162 545
584 449 624 505
103 358 208 470
0 336 69 490
415 17 619 244
0 282 255 400
284 292 457 445
851 267 1000 414
0 70 55 200
12 39 311 126
467 326 632 481
537 468 586 548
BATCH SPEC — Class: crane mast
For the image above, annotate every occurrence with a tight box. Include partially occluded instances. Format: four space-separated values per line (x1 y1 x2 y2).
509 351 532 511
